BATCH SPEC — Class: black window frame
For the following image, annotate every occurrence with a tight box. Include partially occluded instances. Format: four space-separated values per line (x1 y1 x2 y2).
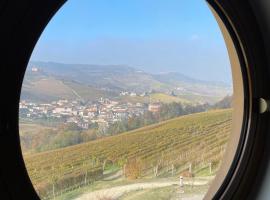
0 0 269 199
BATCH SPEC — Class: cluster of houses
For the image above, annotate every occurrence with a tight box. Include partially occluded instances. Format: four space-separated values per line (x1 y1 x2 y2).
19 98 162 130
119 91 149 97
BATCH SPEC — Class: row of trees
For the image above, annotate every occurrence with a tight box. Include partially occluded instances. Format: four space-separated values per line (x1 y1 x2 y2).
105 102 210 136
20 123 98 152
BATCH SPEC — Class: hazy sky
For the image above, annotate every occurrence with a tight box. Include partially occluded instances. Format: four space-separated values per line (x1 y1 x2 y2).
31 0 232 83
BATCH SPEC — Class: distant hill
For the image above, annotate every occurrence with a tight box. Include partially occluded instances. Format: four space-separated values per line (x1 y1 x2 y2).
153 72 224 85
22 61 232 104
28 61 166 93
153 72 232 98
21 77 117 103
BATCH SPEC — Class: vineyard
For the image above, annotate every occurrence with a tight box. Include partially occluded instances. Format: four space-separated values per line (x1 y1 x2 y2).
23 109 232 199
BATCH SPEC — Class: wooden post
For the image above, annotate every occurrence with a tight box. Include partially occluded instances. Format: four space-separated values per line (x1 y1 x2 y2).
179 176 184 199
179 176 184 188
102 160 107 174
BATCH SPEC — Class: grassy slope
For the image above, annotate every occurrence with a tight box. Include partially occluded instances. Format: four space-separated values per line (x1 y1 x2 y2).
22 77 116 102
178 94 222 105
23 109 232 198
22 78 76 102
63 80 117 101
20 123 53 136
150 93 190 104
118 93 191 104
19 123 56 154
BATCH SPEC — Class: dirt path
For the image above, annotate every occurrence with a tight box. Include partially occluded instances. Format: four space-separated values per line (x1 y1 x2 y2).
103 170 123 181
75 179 208 200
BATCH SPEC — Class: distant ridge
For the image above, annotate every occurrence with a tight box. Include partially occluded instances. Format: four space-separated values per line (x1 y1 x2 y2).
23 61 232 104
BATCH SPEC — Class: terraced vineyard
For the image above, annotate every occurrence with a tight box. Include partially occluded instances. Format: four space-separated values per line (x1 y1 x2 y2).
23 109 232 199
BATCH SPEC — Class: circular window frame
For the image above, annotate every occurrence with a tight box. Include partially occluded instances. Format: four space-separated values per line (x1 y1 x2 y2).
206 1 268 199
0 0 268 199
205 1 250 199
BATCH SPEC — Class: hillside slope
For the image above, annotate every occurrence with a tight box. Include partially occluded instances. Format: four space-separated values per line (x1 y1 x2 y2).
23 61 232 103
21 77 117 103
24 109 232 198
117 92 191 104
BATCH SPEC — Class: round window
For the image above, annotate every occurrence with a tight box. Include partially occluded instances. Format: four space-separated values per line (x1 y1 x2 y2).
19 1 242 200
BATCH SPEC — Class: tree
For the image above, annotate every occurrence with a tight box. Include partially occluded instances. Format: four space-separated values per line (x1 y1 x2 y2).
124 158 143 179
81 129 97 142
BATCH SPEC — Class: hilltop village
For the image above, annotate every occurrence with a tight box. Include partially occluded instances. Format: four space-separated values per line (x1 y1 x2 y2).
19 98 161 129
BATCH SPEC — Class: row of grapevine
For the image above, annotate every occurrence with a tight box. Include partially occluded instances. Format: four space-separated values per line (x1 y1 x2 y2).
23 109 232 199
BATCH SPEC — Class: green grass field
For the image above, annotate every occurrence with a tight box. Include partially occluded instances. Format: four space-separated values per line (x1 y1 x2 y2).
23 109 232 199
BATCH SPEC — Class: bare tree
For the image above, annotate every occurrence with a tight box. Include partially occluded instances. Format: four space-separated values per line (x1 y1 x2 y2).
102 159 107 175
153 160 162 177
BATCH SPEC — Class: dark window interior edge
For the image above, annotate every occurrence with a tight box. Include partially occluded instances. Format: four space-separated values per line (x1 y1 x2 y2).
0 0 270 199
208 1 270 199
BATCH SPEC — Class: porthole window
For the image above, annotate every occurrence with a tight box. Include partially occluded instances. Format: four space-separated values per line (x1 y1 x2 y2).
18 1 243 200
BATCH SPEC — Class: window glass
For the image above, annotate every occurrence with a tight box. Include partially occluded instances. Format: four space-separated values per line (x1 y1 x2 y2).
20 1 233 199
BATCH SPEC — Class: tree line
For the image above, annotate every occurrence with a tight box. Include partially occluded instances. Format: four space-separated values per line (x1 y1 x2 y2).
105 102 210 136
